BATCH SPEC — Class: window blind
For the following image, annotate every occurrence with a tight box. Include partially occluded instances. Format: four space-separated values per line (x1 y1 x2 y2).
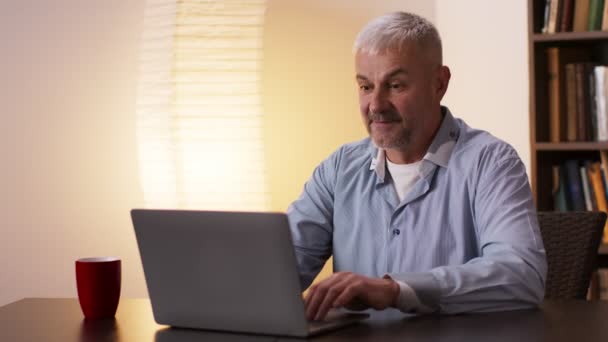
136 0 269 210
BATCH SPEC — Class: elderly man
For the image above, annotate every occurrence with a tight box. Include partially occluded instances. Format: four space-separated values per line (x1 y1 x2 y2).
287 12 547 321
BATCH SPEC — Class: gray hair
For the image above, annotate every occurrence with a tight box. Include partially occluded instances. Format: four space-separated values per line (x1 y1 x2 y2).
353 12 442 64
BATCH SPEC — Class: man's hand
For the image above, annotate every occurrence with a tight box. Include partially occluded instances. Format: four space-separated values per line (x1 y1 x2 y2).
304 272 400 321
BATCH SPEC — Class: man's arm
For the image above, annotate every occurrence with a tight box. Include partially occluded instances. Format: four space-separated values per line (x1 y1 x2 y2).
287 153 337 290
389 152 547 314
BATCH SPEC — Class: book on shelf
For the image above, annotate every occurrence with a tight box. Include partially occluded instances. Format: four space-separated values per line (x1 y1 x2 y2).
589 65 599 141
542 0 608 33
575 63 592 140
542 0 551 33
581 164 594 210
546 0 563 33
552 165 569 211
574 0 592 32
603 0 608 29
560 0 575 31
589 0 606 31
588 161 600 210
588 162 606 212
554 158 608 243
548 61 608 142
600 151 608 204
565 159 587 210
566 63 578 141
546 47 590 142
595 66 608 140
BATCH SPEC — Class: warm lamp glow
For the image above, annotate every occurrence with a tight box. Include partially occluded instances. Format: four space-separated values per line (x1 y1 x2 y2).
136 0 268 210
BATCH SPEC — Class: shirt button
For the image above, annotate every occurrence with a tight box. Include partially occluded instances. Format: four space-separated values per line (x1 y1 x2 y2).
393 229 400 235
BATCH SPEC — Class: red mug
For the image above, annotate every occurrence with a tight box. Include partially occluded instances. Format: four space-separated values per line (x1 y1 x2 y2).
75 257 121 319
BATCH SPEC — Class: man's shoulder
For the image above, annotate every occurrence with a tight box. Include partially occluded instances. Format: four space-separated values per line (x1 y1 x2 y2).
453 118 520 163
447 118 525 183
319 137 374 173
338 137 374 156
325 137 373 161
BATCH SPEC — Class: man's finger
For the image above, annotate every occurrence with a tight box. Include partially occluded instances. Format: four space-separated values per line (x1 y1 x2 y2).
303 284 318 308
305 284 322 320
305 280 333 320
332 281 362 309
314 277 351 321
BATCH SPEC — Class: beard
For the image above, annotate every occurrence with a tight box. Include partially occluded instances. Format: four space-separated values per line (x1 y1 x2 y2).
367 111 412 150
371 128 412 149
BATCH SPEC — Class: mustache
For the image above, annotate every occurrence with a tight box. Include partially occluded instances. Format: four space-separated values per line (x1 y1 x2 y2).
368 111 401 122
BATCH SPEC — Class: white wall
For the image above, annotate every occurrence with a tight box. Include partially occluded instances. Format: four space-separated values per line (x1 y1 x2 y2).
436 0 530 174
0 0 147 306
0 0 529 307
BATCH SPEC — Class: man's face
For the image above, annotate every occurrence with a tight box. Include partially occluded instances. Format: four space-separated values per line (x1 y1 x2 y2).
355 43 444 151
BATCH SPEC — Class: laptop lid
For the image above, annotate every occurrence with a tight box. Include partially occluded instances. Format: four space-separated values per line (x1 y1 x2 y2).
131 209 310 337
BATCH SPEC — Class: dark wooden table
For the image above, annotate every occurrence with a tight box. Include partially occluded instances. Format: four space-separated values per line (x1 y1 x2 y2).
2 298 608 341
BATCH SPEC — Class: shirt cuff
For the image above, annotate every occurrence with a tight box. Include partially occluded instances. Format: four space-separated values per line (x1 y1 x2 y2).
384 274 435 314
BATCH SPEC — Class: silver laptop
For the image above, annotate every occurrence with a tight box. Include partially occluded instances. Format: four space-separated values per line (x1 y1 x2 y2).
131 209 368 337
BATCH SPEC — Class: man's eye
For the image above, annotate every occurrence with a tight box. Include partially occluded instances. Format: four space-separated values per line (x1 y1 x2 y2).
390 83 403 89
359 85 371 91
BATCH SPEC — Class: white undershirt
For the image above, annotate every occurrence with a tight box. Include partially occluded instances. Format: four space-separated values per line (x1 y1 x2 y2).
385 155 433 314
385 158 422 201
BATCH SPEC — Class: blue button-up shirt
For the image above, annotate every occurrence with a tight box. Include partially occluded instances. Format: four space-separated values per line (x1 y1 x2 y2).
287 107 547 314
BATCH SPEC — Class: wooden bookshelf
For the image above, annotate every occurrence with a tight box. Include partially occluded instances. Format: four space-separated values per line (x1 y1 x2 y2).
529 0 608 210
533 31 608 42
535 142 608 150
528 0 608 277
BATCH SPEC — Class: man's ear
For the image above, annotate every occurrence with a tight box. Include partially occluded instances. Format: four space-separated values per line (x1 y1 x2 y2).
436 65 451 100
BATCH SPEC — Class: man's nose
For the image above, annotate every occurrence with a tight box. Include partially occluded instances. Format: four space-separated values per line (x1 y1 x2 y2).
369 88 389 114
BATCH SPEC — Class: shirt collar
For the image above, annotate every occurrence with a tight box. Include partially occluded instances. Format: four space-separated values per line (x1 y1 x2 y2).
369 148 387 181
368 106 459 181
423 106 459 168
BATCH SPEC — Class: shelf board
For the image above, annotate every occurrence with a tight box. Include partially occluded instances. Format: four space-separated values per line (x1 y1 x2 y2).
533 31 608 42
534 142 608 151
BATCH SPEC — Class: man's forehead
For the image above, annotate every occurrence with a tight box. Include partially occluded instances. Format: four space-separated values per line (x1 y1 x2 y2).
355 43 436 76
355 50 415 75
356 67 408 82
